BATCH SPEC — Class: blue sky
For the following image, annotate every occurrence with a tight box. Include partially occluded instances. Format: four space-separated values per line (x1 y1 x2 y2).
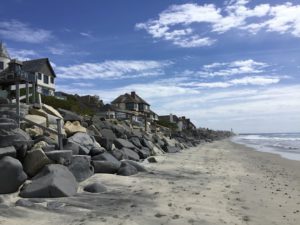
1 0 300 133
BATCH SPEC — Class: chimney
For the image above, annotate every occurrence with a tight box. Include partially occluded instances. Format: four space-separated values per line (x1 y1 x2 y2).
131 91 136 98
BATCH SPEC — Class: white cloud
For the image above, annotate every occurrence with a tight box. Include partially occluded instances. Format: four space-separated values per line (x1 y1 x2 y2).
182 76 280 88
48 47 65 55
8 48 38 61
56 60 172 80
190 59 269 77
136 1 300 47
0 20 52 43
80 32 93 38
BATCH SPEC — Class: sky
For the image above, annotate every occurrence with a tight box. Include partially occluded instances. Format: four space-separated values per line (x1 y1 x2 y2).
0 0 300 133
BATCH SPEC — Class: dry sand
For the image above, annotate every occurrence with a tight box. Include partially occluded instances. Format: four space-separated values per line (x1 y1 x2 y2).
0 139 299 225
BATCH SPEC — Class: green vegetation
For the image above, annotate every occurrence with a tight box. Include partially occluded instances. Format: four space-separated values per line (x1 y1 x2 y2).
156 120 178 130
41 95 94 116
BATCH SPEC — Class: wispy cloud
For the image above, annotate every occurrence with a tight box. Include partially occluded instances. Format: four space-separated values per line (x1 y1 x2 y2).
182 76 280 88
8 48 38 61
80 32 93 38
56 60 172 80
136 1 300 47
198 59 269 77
0 20 52 43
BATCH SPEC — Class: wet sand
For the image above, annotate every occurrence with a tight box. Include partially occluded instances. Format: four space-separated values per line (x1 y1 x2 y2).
0 139 299 225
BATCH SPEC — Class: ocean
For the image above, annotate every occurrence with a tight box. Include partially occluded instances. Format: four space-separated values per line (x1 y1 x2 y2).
232 133 300 161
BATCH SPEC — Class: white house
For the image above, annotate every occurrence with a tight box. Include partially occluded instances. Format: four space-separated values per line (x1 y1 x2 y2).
0 42 56 96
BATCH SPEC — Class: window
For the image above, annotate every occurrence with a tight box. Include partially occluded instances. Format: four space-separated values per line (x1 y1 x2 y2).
0 62 3 70
50 77 54 84
38 73 42 80
44 75 49 84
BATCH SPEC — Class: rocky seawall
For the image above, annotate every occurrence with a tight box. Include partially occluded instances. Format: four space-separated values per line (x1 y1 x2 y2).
0 100 232 202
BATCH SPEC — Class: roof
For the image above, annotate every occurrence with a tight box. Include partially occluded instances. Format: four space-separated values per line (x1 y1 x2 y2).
111 92 150 105
22 58 56 77
0 42 10 59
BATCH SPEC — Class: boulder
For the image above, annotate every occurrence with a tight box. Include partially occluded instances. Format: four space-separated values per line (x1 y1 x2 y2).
121 160 147 172
45 150 73 166
20 164 78 198
84 182 107 193
58 108 82 122
95 136 113 151
110 149 127 160
89 146 106 156
25 126 44 137
63 141 80 155
42 104 63 119
0 146 16 159
25 115 47 127
0 118 18 130
23 149 51 177
64 121 87 136
141 138 154 150
147 156 158 163
117 163 138 176
0 156 27 194
68 132 101 155
92 152 121 166
68 155 94 182
163 146 180 153
33 136 58 149
92 160 120 174
0 128 31 150
130 137 142 148
135 147 151 159
99 129 116 140
114 138 135 149
120 148 140 161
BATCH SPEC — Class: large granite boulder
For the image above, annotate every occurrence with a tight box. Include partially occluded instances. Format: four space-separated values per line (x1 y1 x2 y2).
63 141 80 155
0 146 16 159
135 147 151 159
45 150 73 166
92 161 120 174
163 146 180 153
64 121 87 136
25 115 47 127
94 136 113 151
117 163 138 176
20 164 78 198
92 152 121 166
68 155 94 182
129 136 142 148
0 126 31 150
68 132 101 155
84 182 107 193
121 160 147 172
42 104 63 119
120 148 140 161
58 108 83 122
99 129 116 140
23 149 51 177
0 156 27 194
114 138 135 149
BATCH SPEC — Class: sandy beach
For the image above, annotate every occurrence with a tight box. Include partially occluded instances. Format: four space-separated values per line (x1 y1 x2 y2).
0 139 299 225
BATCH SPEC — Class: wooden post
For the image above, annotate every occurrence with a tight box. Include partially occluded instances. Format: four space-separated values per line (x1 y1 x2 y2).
25 81 29 104
16 82 20 128
32 83 36 104
57 118 63 150
144 115 147 132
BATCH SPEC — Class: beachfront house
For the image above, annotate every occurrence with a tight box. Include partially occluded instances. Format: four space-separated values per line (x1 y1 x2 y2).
159 114 197 131
0 42 56 97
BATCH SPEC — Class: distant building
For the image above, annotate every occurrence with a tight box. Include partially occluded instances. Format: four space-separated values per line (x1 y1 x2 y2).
0 42 56 97
110 91 158 122
159 114 197 131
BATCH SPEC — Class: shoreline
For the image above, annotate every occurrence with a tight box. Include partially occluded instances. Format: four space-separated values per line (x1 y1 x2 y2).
0 139 299 225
